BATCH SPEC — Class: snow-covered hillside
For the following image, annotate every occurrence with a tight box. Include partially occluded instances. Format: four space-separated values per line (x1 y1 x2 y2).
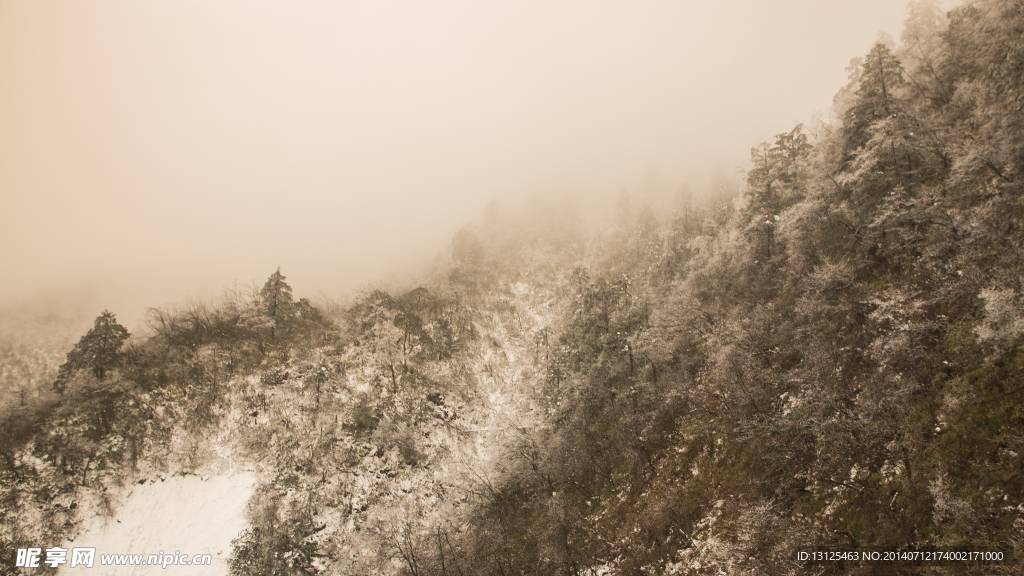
60 472 254 576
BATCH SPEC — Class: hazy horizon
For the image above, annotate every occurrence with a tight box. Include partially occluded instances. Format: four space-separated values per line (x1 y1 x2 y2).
1 0 931 327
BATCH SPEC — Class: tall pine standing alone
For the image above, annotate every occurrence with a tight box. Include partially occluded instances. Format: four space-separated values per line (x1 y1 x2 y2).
54 311 130 392
260 268 294 345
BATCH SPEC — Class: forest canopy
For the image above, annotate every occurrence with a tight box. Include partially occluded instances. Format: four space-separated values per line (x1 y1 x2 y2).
2 1 1024 574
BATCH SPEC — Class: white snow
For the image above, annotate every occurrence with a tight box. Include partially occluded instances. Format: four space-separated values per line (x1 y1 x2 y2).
60 472 255 576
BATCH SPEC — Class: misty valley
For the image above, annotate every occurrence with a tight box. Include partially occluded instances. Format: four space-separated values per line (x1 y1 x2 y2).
3 0 1024 574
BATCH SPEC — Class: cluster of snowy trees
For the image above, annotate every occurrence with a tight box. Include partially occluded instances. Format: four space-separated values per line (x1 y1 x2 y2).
3 1 1024 574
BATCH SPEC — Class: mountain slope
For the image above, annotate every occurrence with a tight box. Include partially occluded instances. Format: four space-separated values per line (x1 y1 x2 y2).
3 1 1023 575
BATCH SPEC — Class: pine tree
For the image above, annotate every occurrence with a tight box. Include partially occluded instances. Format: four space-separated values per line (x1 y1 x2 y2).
743 125 812 270
259 268 294 344
55 311 130 391
842 41 906 161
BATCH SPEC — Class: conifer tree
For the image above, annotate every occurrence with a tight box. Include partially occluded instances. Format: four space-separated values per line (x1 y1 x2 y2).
55 311 130 391
842 41 906 161
260 268 294 344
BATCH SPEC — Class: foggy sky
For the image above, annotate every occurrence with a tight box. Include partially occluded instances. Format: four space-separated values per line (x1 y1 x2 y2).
1 0 921 326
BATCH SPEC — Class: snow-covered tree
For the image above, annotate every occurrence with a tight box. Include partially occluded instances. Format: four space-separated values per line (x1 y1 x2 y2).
54 311 129 391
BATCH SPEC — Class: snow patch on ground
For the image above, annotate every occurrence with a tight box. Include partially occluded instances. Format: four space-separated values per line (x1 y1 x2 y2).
61 472 255 575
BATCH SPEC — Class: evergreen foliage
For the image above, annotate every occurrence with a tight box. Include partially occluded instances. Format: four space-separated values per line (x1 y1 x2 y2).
54 311 129 391
2 2 1023 574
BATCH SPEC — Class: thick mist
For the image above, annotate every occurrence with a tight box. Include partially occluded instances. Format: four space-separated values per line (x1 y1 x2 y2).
1 0 918 327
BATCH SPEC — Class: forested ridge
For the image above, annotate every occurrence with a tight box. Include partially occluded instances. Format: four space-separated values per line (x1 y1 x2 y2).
2 0 1024 574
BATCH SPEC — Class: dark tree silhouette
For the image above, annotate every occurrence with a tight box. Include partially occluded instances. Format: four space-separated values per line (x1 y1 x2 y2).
260 268 294 344
55 310 130 391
